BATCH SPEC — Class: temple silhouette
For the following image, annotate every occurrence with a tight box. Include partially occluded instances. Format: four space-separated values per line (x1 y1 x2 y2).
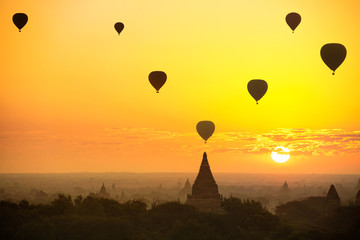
186 152 223 212
324 184 340 215
89 183 111 199
280 180 291 194
178 178 192 202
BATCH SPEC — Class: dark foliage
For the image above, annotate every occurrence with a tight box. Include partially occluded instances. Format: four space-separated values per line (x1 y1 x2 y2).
275 197 326 227
0 196 359 240
276 197 360 240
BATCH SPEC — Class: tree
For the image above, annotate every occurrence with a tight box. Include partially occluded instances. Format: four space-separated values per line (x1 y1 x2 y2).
51 194 74 215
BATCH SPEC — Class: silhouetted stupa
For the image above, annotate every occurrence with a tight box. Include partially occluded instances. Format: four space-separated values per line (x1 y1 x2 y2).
324 184 340 215
280 181 290 193
179 178 192 199
97 183 111 198
112 183 117 192
186 152 222 212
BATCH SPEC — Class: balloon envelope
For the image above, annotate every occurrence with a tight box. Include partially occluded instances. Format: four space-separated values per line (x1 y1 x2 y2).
149 71 167 93
196 121 215 143
286 12 301 32
320 43 346 75
114 22 124 35
13 13 28 32
247 79 268 104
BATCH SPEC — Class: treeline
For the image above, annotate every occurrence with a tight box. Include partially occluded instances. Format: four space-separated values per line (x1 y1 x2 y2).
275 197 360 240
0 195 359 240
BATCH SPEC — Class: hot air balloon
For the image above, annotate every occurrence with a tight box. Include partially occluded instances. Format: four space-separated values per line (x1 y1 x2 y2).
320 43 346 75
114 22 124 35
196 121 215 143
247 79 268 104
286 12 301 33
13 13 28 32
149 71 167 93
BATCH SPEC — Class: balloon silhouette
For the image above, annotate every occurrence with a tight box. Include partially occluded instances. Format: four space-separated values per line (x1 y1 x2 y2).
114 22 124 35
13 13 28 32
286 12 301 33
149 71 167 93
247 80 268 104
320 43 347 75
196 121 215 143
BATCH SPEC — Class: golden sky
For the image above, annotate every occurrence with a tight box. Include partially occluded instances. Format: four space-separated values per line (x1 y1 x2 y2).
1 0 360 173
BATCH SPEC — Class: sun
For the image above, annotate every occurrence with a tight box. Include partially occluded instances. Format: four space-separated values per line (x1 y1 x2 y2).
271 146 290 163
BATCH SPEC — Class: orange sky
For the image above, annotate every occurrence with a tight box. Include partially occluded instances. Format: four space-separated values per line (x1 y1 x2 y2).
1 0 360 173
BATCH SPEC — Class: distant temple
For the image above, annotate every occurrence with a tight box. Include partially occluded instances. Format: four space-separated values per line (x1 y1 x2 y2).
324 184 340 215
178 178 192 202
112 183 117 192
99 183 110 198
186 152 222 212
280 181 291 194
31 189 49 203
89 183 111 199
157 184 164 191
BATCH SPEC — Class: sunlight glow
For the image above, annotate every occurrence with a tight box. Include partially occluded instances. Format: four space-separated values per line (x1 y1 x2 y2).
271 146 290 163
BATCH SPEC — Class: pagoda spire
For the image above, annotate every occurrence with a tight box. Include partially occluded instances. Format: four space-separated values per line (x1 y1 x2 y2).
326 184 340 201
186 152 222 211
281 180 290 193
201 152 209 166
324 184 340 215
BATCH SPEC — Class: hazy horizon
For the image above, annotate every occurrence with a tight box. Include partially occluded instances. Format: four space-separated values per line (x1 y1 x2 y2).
1 171 359 212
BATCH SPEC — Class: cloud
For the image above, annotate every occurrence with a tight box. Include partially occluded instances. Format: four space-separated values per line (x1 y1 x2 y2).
214 128 360 156
1 128 359 157
101 127 360 156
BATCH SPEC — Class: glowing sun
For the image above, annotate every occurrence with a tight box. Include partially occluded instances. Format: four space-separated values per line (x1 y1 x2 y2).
271 146 290 163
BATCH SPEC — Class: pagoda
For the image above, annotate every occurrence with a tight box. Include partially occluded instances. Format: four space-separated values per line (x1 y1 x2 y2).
186 152 222 211
179 178 192 201
324 184 340 215
280 181 291 194
97 183 111 198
